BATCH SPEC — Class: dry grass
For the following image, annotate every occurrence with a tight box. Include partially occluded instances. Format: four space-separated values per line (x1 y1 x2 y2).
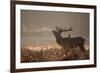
21 47 89 63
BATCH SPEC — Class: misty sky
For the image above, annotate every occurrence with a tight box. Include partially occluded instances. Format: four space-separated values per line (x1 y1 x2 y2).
21 10 89 47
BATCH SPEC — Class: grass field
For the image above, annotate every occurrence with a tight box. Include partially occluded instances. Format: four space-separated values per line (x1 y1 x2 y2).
21 46 89 63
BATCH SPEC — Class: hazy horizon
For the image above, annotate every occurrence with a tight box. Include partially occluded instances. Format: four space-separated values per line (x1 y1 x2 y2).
21 10 89 49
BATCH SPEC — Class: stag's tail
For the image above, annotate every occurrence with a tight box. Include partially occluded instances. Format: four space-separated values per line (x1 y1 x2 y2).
79 37 86 52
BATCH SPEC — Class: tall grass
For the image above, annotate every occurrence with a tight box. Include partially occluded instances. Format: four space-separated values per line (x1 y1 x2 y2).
21 46 89 63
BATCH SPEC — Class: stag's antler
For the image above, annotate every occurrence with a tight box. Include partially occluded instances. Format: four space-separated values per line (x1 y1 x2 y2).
56 26 63 32
56 26 73 33
63 26 73 32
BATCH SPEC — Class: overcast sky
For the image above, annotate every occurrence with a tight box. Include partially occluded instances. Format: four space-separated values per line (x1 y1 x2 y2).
21 10 89 47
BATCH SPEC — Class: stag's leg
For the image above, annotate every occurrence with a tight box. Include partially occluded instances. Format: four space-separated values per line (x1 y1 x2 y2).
79 40 86 52
79 46 86 52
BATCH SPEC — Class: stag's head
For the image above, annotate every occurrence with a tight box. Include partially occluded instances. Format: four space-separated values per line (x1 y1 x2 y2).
52 26 73 36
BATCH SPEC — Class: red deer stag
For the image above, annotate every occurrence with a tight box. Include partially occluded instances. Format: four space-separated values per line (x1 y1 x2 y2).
52 26 86 52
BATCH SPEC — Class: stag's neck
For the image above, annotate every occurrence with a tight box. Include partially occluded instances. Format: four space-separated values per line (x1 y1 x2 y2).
55 34 63 45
